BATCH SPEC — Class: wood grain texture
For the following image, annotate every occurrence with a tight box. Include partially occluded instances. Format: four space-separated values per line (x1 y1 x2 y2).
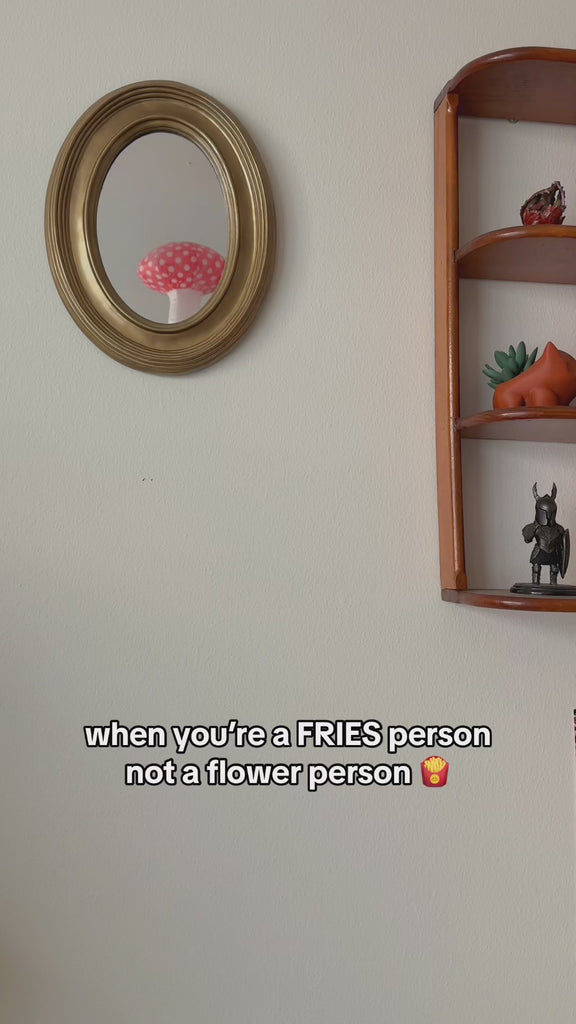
442 589 576 612
435 47 576 124
435 94 467 591
457 226 576 284
457 407 576 442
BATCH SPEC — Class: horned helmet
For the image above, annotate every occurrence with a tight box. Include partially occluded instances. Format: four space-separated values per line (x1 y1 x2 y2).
533 482 557 526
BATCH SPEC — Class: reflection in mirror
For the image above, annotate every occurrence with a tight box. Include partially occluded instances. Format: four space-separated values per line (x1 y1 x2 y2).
46 80 275 372
137 241 225 323
97 132 228 322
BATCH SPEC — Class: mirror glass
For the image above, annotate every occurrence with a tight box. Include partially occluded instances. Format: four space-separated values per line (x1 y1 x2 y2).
97 132 229 323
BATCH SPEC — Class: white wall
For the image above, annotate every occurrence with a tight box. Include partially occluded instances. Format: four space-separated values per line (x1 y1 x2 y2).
1 3 576 1022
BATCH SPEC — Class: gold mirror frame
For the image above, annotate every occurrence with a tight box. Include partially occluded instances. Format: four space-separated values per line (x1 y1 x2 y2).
45 81 275 374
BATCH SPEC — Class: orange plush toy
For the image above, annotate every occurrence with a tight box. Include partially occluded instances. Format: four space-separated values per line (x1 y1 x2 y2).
493 342 576 409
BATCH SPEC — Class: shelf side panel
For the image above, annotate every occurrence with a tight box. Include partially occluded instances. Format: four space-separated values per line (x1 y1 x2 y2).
435 94 467 591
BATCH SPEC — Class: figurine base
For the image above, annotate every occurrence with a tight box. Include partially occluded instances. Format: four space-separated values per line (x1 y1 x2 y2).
510 582 576 596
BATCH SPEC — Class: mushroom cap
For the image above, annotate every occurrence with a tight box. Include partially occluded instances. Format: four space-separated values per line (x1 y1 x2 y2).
138 242 226 295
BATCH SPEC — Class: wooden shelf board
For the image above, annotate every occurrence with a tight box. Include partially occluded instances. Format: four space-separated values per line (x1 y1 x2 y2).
457 407 576 442
435 47 576 123
456 226 576 284
442 588 576 611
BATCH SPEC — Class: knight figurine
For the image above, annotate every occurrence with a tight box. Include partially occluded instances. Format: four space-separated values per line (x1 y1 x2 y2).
521 482 569 585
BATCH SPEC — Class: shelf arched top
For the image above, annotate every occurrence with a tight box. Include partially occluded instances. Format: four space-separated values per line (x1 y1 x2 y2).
435 47 576 124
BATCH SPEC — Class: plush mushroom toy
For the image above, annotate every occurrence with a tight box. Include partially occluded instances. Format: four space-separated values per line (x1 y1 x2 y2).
138 242 225 323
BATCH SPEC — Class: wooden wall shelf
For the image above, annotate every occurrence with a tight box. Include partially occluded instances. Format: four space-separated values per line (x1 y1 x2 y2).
442 589 576 613
457 226 576 284
457 407 576 442
434 48 576 610
435 47 576 124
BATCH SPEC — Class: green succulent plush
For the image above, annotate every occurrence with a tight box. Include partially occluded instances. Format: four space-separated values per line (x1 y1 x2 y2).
483 342 538 390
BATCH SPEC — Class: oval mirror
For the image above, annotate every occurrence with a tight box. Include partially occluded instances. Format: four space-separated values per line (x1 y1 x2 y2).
97 133 229 324
45 82 275 373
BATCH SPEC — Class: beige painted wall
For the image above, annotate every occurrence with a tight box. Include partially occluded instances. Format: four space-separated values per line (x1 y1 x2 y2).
1 2 576 1021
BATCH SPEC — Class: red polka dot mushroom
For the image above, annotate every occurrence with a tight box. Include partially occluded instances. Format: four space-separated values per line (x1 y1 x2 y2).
138 242 226 323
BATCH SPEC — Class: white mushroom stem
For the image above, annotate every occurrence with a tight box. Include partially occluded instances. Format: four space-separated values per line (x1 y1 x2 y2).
167 289 209 324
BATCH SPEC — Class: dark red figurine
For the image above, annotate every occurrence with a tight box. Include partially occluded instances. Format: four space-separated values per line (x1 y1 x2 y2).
520 181 566 225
